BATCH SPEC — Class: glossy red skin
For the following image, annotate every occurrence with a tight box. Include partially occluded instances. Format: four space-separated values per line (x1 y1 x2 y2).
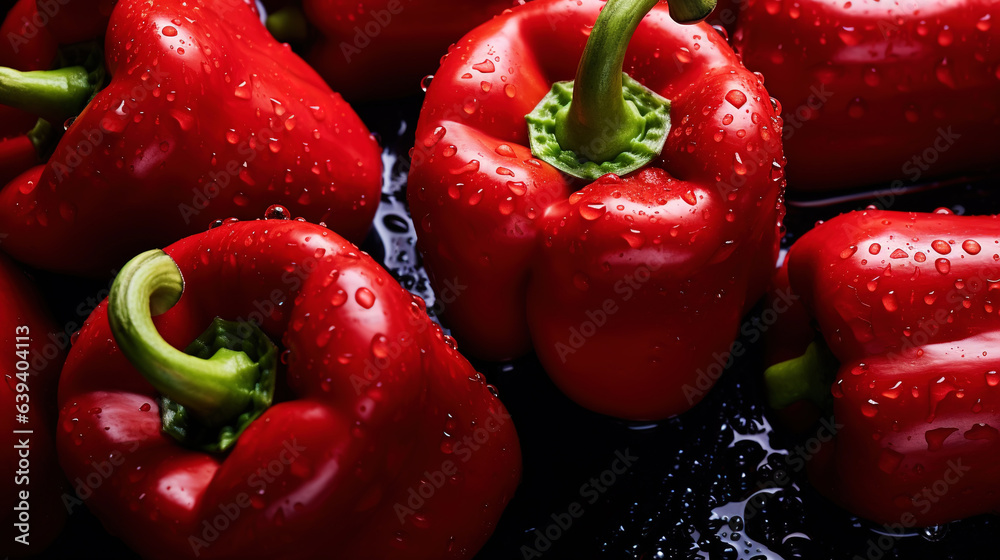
0 253 67 554
787 209 1000 525
296 0 516 99
0 0 381 276
0 0 57 71
407 0 785 420
57 220 521 560
734 0 1000 192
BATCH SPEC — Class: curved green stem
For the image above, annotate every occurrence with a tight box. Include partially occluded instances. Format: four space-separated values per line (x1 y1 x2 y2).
763 341 839 410
108 250 278 452
557 0 659 162
0 66 97 124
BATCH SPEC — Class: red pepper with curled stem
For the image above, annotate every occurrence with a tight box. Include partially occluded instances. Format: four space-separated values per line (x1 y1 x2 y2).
56 214 521 559
408 0 785 420
0 253 67 554
733 0 1000 193
766 209 1000 525
0 0 381 276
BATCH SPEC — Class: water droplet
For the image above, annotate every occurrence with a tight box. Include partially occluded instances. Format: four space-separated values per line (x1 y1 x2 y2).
162 26 178 37
371 335 390 359
861 399 879 417
355 288 376 309
472 59 495 73
234 81 251 99
935 258 951 274
963 240 982 255
838 26 861 46
882 381 903 399
420 75 433 92
937 28 953 47
468 189 483 206
622 230 645 248
931 239 951 254
925 427 957 451
977 14 992 32
725 90 747 109
840 245 858 259
987 370 999 387
868 243 881 255
494 144 516 158
264 205 290 220
579 202 606 220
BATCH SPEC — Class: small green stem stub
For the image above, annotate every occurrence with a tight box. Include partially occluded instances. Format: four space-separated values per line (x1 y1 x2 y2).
763 341 839 411
525 74 670 180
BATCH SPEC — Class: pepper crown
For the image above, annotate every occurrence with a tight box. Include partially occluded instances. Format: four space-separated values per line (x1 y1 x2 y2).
525 0 715 179
107 249 278 453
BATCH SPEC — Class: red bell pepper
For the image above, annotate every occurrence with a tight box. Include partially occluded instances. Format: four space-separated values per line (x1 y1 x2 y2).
733 0 1000 192
0 253 67 554
766 209 1000 525
407 0 785 420
0 0 382 276
56 215 522 559
264 0 517 99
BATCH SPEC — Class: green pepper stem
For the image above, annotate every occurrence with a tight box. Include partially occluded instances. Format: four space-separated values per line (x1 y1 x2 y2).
666 0 718 23
26 118 52 155
107 250 259 427
557 0 657 161
265 6 309 43
0 66 96 124
557 0 715 161
763 341 839 410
